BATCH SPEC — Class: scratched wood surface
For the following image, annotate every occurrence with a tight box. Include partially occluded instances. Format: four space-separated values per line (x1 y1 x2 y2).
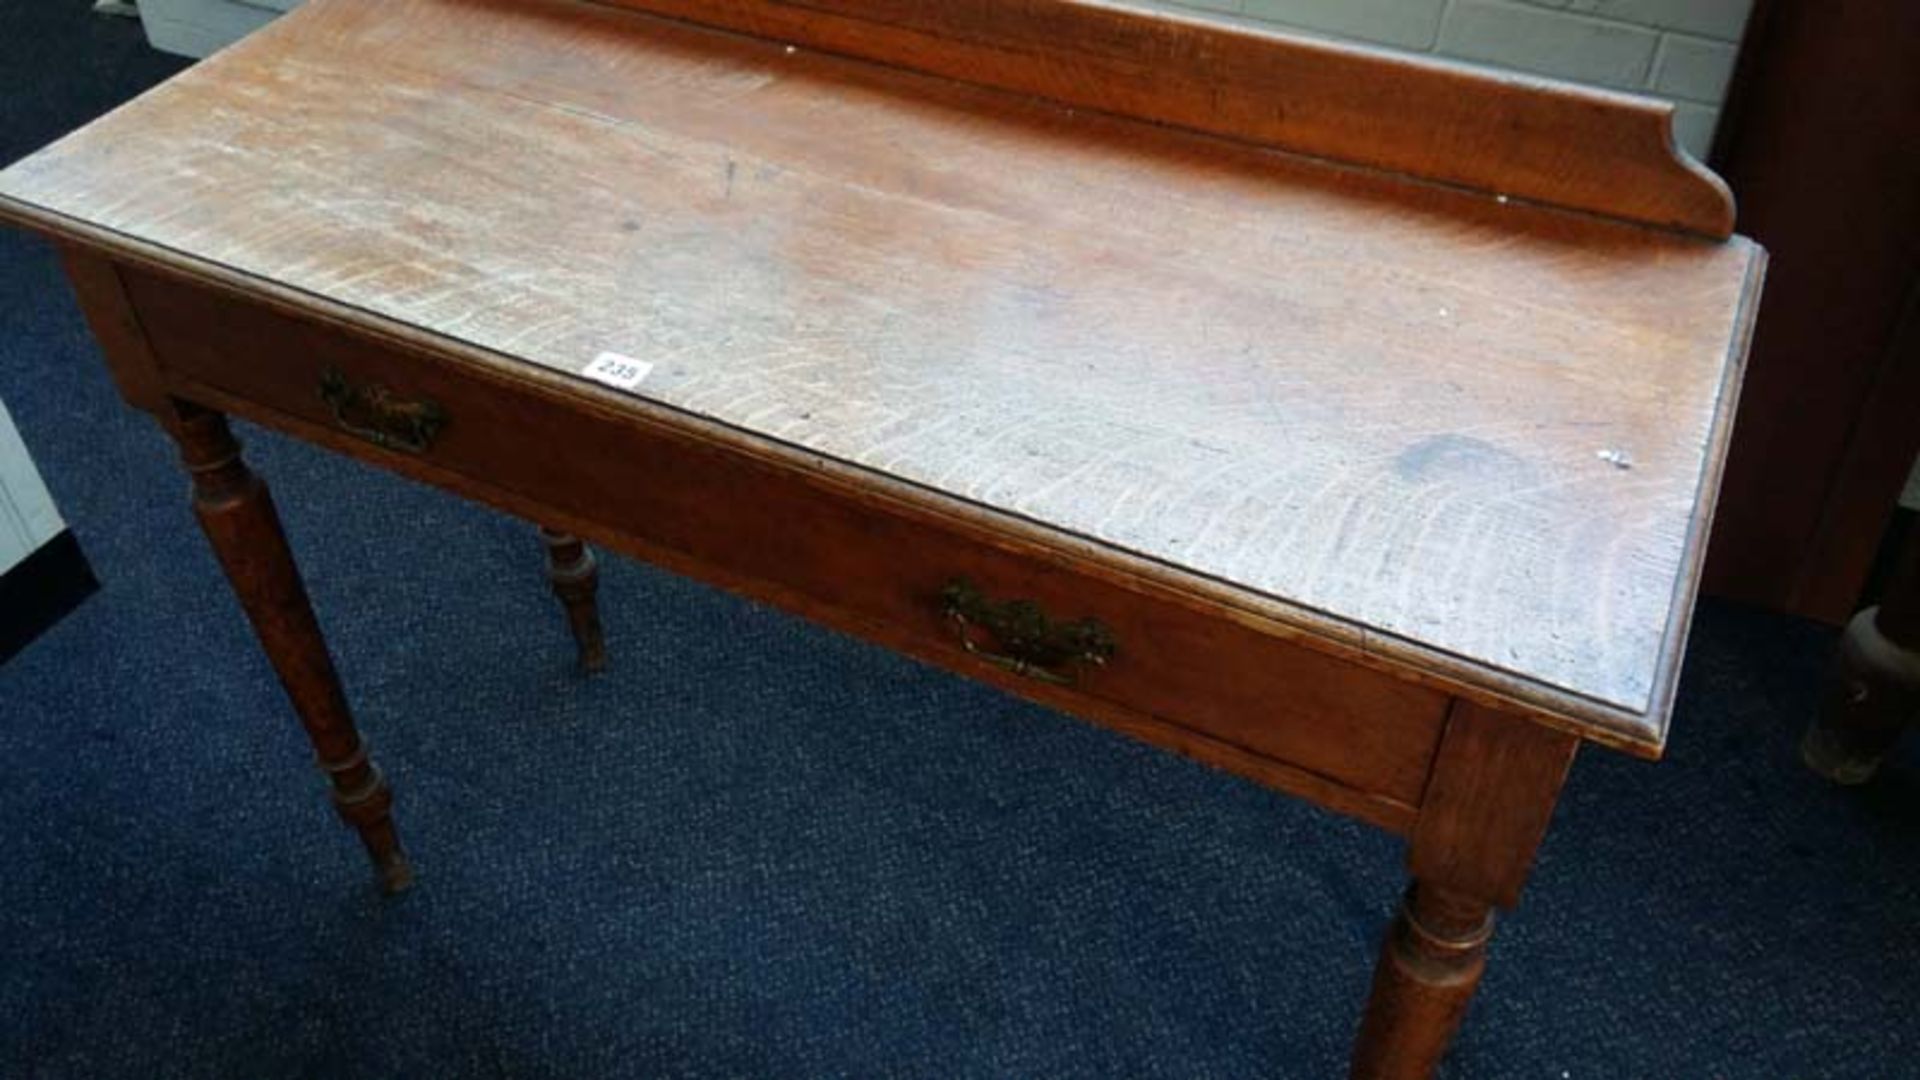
0 0 1761 726
592 0 1737 238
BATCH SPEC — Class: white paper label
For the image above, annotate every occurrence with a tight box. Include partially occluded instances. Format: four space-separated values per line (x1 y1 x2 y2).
582 351 653 390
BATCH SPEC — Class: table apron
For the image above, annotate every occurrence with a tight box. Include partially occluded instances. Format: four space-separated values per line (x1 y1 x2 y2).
119 262 1452 833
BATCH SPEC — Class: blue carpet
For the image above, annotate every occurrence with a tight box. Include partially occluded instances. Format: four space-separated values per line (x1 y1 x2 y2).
3 5 1919 1078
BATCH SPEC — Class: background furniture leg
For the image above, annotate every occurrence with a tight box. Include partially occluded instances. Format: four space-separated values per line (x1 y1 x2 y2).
540 526 606 674
1802 526 1920 783
1350 702 1578 1080
167 401 412 893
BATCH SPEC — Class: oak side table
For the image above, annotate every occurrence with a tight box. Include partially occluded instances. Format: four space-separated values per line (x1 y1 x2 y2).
0 1 1766 1075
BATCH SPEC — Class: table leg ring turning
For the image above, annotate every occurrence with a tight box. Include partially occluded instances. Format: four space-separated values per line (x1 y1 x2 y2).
540 527 607 674
167 399 413 895
1350 883 1496 1080
321 736 413 894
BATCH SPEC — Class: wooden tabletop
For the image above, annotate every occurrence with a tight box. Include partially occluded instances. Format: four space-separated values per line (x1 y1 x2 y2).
0 0 1764 751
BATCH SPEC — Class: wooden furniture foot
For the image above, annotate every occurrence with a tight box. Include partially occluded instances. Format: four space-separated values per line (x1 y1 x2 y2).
168 401 412 893
540 526 606 673
1802 527 1920 784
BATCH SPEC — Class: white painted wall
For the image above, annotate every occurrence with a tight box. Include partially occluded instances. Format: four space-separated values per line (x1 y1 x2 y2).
0 399 65 576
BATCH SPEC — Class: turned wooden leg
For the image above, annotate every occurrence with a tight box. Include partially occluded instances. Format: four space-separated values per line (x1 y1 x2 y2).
1350 884 1494 1079
168 401 412 893
1802 527 1920 784
1351 702 1577 1080
540 526 606 673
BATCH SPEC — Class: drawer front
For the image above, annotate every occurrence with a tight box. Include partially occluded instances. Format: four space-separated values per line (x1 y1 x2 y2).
125 266 1449 815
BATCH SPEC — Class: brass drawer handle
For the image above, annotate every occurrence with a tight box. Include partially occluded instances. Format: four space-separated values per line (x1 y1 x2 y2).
318 368 447 454
940 577 1116 687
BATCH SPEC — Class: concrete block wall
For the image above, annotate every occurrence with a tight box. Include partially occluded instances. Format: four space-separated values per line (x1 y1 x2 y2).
1147 0 1753 159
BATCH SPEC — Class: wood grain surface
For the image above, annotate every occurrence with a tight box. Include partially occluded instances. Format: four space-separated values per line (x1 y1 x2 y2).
115 257 1452 821
590 0 1737 237
0 0 1762 736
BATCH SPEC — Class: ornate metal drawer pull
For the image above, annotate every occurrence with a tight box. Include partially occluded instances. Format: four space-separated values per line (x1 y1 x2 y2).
318 368 447 454
940 577 1116 687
